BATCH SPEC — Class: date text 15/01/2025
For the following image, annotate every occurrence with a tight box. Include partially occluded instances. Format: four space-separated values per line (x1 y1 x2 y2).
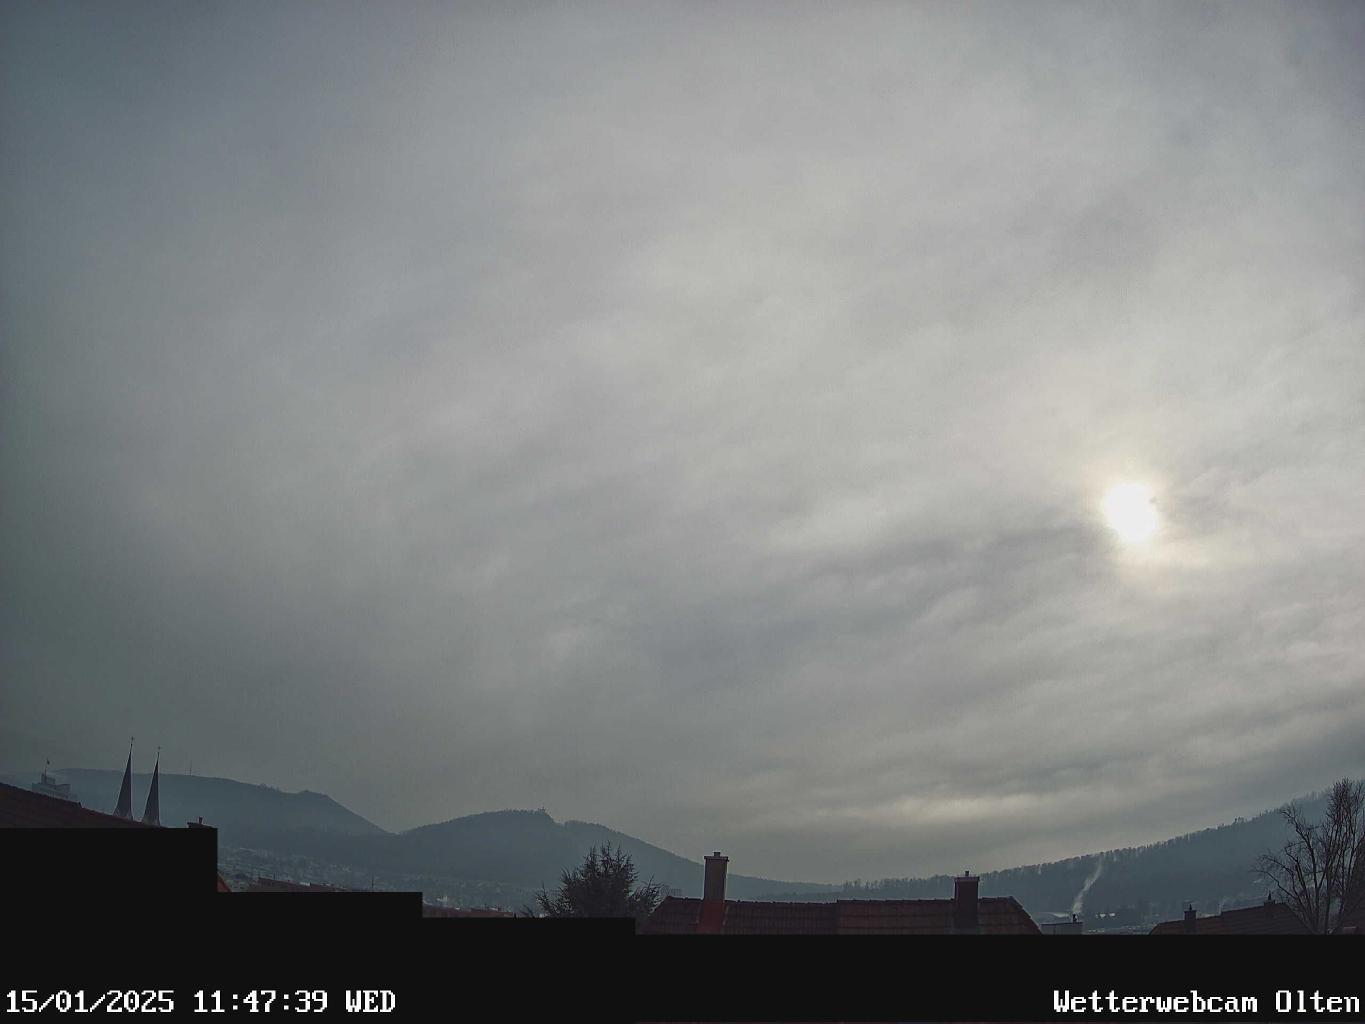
6 990 397 1013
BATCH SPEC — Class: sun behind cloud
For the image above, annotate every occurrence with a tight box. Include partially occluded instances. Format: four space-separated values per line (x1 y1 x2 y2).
1102 482 1159 544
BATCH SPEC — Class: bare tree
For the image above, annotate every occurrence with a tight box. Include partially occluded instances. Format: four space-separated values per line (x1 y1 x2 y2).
1256 778 1365 934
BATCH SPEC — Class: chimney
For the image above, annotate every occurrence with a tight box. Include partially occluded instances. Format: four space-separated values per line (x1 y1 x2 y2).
953 870 979 932
698 851 728 934
1184 905 1196 933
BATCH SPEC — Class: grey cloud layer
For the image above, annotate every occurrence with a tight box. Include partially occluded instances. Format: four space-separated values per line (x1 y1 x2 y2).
3 1 1363 880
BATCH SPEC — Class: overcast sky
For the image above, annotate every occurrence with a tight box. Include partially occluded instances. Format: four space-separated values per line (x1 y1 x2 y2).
3 1 1363 882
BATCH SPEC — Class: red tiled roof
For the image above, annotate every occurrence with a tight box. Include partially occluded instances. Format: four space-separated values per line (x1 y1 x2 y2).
642 896 1041 935
1150 902 1308 935
721 900 838 935
838 897 1041 934
0 782 155 828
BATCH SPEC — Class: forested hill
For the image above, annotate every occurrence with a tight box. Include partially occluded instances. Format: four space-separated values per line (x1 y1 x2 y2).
342 809 830 899
1 768 385 836
763 789 1336 920
4 767 826 899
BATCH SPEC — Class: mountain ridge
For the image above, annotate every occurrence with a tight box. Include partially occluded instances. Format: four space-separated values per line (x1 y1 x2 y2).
2 768 388 836
7 766 1348 915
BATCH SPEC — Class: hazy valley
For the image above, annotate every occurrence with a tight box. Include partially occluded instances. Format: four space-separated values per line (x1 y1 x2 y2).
6 767 1334 925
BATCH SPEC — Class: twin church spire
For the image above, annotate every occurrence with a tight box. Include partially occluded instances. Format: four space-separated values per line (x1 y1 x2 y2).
113 738 160 826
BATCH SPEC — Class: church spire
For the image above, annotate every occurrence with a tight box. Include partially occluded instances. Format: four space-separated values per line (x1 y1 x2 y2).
114 738 134 818
141 748 161 826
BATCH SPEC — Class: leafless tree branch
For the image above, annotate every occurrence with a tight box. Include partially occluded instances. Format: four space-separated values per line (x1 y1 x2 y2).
1255 779 1365 933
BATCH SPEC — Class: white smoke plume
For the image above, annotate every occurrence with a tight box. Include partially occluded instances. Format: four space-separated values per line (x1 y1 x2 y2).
1071 856 1105 916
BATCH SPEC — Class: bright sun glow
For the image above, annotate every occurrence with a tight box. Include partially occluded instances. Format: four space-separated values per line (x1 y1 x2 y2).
1102 482 1158 543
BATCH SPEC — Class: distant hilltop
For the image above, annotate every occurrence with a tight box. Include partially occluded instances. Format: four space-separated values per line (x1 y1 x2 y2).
0 768 386 838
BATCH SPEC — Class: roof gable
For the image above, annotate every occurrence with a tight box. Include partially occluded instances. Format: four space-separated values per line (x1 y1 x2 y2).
0 782 156 828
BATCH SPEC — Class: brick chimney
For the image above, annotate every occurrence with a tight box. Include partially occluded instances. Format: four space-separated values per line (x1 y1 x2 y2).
953 870 979 932
698 851 728 934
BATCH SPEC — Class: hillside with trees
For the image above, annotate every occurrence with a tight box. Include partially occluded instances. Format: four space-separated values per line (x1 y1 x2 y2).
261 808 829 900
764 789 1342 924
1 768 385 836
